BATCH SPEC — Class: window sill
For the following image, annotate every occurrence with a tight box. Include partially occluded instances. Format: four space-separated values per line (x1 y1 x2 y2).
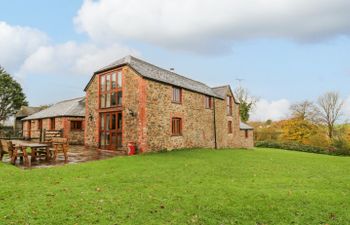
171 134 183 137
172 101 182 105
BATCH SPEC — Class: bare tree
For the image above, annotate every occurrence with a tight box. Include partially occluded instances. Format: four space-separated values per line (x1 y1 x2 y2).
234 86 258 122
290 101 318 121
316 92 344 139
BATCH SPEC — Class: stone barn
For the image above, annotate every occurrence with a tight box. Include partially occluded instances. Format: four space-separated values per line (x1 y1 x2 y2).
84 55 254 152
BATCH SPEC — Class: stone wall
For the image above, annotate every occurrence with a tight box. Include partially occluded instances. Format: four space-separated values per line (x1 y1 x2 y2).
143 78 215 152
22 117 84 144
214 88 244 148
85 74 99 147
65 117 85 145
22 121 30 139
238 129 254 148
85 66 145 150
122 67 144 151
84 65 254 152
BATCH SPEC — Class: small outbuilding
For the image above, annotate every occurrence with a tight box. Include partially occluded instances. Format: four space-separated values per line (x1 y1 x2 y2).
22 97 85 145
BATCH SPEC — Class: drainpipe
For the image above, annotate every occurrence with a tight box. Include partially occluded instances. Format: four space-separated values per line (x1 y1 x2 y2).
213 97 217 149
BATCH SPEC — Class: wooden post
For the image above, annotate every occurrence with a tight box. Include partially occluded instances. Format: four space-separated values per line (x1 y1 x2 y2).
43 129 46 142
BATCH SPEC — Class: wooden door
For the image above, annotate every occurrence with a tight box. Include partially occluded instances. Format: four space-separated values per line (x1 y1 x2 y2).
99 112 122 150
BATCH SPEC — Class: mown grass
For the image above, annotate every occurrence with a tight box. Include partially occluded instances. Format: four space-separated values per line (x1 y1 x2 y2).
1 148 350 224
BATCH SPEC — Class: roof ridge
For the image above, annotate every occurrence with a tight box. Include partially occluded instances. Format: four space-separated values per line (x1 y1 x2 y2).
129 56 214 89
55 96 85 104
212 85 230 89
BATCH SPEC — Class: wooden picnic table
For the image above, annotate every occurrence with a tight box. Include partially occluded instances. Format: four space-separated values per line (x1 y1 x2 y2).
12 142 51 162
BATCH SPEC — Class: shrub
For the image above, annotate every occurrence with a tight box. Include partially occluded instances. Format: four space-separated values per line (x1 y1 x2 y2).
331 138 350 156
256 141 350 155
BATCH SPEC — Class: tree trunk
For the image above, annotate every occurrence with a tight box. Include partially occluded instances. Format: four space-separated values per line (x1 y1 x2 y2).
328 125 333 139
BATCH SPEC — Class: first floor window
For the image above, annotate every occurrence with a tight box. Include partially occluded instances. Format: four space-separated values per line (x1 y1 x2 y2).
205 96 212 109
172 87 182 103
245 130 249 138
172 117 182 136
227 96 232 116
228 121 232 134
71 121 83 130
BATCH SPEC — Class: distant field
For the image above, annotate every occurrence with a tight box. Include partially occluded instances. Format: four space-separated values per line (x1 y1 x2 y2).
1 148 350 224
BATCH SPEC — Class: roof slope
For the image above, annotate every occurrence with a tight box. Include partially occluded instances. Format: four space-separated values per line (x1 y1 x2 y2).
15 106 45 118
22 97 85 120
240 122 254 130
212 85 240 104
85 55 222 98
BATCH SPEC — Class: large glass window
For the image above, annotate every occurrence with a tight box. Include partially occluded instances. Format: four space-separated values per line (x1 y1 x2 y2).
99 71 122 109
117 71 122 88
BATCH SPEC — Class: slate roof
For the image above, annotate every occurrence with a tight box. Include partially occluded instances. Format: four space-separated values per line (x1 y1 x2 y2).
85 55 222 99
15 106 45 118
22 97 85 120
240 122 254 130
212 85 240 104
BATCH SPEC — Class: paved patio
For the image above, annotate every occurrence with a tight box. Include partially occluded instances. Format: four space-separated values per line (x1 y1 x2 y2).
2 141 123 169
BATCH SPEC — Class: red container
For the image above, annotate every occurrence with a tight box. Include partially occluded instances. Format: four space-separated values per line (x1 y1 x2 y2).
127 142 136 155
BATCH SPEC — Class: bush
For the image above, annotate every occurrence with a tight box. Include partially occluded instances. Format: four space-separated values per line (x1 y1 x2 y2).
331 138 350 156
255 141 349 156
0 126 21 139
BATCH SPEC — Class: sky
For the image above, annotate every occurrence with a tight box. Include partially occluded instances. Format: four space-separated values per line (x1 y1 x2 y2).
1 0 350 121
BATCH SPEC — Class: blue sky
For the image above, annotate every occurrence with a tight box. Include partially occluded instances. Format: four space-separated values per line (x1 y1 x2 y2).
1 0 350 121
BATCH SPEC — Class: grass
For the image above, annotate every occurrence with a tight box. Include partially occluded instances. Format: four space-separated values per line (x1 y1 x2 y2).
1 148 350 224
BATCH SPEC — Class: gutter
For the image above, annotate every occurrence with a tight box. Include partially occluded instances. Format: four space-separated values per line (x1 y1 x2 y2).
213 98 217 149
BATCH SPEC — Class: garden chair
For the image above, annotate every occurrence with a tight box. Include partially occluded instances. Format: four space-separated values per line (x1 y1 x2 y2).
1 139 14 161
0 139 8 161
1 140 29 165
49 138 69 161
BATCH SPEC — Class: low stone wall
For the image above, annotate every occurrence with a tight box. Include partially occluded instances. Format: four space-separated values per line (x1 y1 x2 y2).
69 130 84 145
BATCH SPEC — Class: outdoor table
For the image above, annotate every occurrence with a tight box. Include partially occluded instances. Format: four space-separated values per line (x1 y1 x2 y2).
14 143 50 161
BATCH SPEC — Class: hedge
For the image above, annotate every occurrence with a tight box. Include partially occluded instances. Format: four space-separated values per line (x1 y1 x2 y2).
255 141 350 156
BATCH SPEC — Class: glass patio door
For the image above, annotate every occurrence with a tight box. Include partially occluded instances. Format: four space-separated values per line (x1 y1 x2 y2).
99 112 122 150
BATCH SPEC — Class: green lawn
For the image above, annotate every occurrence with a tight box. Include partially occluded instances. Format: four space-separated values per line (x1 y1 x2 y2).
1 148 350 225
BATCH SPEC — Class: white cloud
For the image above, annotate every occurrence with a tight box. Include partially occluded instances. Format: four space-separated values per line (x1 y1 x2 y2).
342 96 350 121
250 99 291 121
17 41 139 77
74 0 350 53
0 21 49 71
0 21 138 79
